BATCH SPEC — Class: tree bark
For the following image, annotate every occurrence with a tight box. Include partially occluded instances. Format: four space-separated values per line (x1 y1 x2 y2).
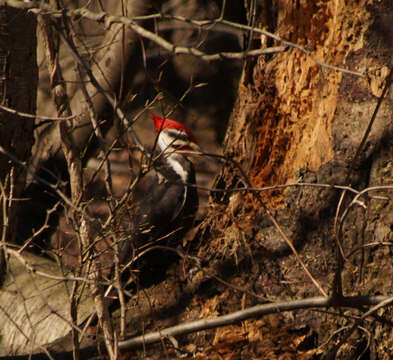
0 5 37 269
200 1 393 358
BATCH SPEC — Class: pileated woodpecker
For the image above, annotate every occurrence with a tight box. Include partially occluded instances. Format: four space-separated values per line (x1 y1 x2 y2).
84 114 201 317
119 113 199 262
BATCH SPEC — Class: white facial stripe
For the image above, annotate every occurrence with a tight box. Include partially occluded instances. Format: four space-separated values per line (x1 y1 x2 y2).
166 156 188 182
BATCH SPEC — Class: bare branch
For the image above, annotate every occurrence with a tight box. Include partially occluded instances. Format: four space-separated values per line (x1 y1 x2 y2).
118 295 392 351
2 1 363 76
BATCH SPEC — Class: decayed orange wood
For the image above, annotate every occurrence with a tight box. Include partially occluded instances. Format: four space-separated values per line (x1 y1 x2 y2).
225 1 372 206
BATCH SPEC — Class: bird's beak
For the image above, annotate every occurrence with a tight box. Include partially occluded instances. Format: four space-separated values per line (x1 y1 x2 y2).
188 140 201 152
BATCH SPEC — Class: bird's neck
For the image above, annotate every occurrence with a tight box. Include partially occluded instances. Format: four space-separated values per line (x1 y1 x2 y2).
159 152 195 184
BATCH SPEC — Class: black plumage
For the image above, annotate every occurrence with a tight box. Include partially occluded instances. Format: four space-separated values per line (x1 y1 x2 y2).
117 114 200 264
136 154 198 243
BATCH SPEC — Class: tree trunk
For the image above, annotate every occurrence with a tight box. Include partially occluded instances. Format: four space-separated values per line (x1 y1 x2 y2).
200 1 393 358
0 6 37 262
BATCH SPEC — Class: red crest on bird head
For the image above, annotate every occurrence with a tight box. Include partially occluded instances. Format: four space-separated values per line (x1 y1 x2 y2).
151 113 199 151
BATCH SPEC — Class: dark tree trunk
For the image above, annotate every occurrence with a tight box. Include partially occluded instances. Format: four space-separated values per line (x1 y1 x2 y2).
0 6 37 257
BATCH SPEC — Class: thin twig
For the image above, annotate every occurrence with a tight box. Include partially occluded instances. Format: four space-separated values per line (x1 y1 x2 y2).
18 202 60 254
75 63 115 211
52 19 145 153
0 304 56 360
0 104 77 121
4 247 108 284
351 65 393 168
70 275 80 360
326 296 393 359
0 145 74 208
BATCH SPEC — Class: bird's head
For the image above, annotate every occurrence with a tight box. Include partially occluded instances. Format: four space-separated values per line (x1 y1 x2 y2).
151 113 200 153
